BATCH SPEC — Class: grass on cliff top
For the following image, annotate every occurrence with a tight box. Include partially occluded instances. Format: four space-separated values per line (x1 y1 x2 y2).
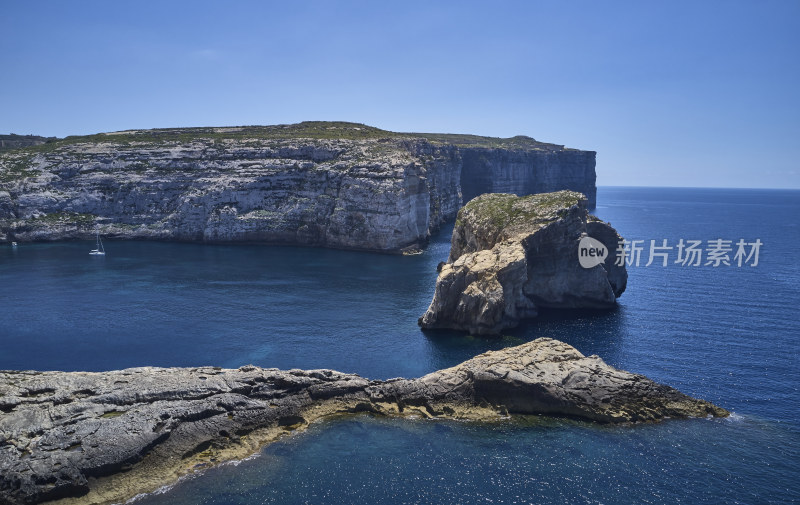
2 121 573 154
409 132 566 150
460 191 586 229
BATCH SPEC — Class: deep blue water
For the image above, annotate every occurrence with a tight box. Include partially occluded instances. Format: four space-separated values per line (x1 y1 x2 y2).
1 187 798 504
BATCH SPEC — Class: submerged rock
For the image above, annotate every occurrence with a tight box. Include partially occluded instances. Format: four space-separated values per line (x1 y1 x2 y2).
0 338 727 505
419 191 627 335
0 122 597 252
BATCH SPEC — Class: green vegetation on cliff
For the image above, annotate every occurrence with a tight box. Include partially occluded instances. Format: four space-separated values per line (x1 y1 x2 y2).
0 153 37 182
1 121 568 155
458 191 586 229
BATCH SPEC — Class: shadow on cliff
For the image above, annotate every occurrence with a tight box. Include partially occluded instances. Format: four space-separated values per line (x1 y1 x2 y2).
420 305 628 371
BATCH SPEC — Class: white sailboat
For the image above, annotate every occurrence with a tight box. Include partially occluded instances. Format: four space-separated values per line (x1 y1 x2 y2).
89 231 105 256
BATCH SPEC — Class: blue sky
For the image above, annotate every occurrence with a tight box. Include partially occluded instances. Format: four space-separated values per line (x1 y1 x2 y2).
2 1 798 188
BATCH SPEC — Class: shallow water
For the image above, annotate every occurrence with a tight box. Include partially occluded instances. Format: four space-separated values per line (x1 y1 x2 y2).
133 414 797 505
1 187 798 504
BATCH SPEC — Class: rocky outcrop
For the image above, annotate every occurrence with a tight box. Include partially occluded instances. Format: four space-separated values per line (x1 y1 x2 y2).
0 122 596 252
0 338 726 505
419 191 627 335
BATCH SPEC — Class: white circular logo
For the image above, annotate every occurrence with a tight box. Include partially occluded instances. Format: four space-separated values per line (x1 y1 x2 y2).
578 235 608 269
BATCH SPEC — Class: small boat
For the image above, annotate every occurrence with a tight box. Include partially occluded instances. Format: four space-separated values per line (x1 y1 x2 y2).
89 232 105 256
11 241 17 247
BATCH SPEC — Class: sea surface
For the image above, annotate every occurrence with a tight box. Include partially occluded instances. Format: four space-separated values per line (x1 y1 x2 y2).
1 187 798 504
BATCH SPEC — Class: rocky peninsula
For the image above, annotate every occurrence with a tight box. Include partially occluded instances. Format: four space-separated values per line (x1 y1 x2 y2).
0 122 596 252
0 338 726 505
420 191 627 335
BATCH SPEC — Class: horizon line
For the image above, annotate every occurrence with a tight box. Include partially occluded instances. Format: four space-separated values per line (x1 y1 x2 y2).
597 185 799 191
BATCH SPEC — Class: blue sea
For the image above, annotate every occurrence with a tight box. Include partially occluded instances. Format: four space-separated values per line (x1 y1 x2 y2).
1 187 798 504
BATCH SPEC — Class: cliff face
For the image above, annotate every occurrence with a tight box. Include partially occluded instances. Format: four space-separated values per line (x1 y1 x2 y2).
419 191 626 335
459 147 596 207
0 123 596 252
0 338 726 505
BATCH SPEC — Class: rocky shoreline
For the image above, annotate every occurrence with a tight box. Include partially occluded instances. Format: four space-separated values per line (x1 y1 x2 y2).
0 338 727 505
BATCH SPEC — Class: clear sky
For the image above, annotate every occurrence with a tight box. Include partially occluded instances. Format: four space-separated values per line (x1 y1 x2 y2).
2 1 798 188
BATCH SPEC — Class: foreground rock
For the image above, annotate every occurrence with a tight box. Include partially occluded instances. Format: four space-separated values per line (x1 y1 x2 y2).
420 191 627 335
0 338 727 505
0 122 597 253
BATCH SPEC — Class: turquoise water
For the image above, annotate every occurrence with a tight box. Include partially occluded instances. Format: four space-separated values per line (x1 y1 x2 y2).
1 187 798 504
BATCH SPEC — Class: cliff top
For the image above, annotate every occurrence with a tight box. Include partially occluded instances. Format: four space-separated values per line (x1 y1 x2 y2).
0 121 582 154
448 190 589 262
457 190 587 234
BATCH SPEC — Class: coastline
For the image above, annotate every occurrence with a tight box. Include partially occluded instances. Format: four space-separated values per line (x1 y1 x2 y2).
0 339 727 505
46 402 502 505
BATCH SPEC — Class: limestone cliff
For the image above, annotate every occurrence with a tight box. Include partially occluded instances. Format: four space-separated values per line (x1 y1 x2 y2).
0 122 596 252
0 338 725 505
419 191 627 335
459 146 596 206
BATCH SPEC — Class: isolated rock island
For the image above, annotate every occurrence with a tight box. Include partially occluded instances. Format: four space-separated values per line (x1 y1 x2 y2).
419 191 627 335
0 338 726 505
0 122 597 252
